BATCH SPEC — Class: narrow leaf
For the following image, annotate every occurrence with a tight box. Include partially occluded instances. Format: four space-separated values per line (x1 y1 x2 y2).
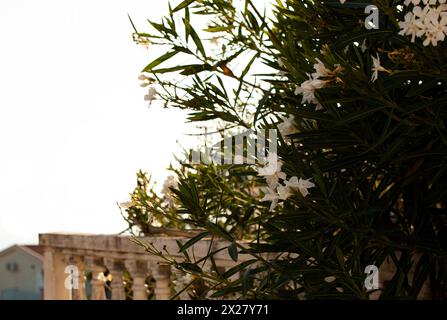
173 0 195 12
183 18 206 58
223 259 257 279
179 231 211 253
143 50 178 72
228 242 238 262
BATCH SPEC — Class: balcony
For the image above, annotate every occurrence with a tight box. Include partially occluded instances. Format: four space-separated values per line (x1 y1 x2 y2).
39 233 432 300
38 233 256 300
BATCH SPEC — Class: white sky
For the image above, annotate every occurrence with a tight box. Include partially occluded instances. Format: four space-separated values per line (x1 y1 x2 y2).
0 0 196 250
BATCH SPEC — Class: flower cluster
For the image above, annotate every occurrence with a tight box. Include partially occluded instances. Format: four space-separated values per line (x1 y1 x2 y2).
119 201 134 209
294 59 343 110
173 272 192 299
277 115 298 144
132 33 151 49
257 153 315 211
139 74 158 103
161 175 178 208
398 0 447 46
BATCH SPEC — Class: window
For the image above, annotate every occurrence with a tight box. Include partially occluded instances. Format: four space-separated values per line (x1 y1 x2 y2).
6 262 18 272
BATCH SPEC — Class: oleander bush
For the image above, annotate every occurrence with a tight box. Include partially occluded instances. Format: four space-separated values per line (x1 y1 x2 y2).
121 0 447 299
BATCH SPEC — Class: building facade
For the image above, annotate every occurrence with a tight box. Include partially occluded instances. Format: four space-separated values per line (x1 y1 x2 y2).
0 245 44 300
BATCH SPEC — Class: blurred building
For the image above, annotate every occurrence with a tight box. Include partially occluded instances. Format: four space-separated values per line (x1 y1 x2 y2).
0 245 44 300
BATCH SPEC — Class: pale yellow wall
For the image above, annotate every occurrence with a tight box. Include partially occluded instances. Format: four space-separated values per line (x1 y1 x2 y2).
0 247 43 299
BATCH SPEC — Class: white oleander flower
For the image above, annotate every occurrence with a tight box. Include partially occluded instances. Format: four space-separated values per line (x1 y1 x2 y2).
119 201 133 209
161 175 178 208
371 54 388 82
174 273 192 299
360 39 368 52
413 4 434 21
423 15 447 46
399 2 447 46
138 74 152 87
284 176 316 197
294 76 326 110
179 273 192 286
294 57 344 110
261 186 280 211
277 115 298 137
144 86 157 102
399 12 420 42
132 33 151 49
277 184 293 200
257 153 286 189
404 0 421 5
312 58 332 79
423 0 442 5
161 175 178 195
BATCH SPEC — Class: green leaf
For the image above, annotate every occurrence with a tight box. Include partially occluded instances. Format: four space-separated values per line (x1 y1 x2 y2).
180 63 213 75
335 248 346 271
242 267 251 296
334 105 387 126
253 90 270 125
176 239 191 261
183 18 206 58
128 14 138 33
245 10 259 33
228 242 238 262
216 111 240 123
173 45 192 54
205 222 234 241
240 52 259 79
334 30 394 50
179 231 211 253
173 0 195 12
185 7 190 42
149 21 177 37
204 25 232 33
149 65 188 74
179 262 202 274
210 285 243 298
142 50 178 72
223 259 257 279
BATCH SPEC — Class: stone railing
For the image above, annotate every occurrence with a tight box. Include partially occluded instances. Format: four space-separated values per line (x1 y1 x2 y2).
38 233 254 300
39 233 432 300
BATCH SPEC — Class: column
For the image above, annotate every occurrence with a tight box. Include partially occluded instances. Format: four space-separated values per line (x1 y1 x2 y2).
64 254 86 300
153 263 172 300
63 254 82 300
125 259 148 300
43 247 56 300
85 256 106 300
104 258 125 300
75 260 86 300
